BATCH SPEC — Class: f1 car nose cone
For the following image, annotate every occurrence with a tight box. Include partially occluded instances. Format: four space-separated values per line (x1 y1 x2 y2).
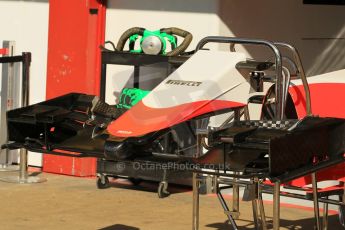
141 36 162 55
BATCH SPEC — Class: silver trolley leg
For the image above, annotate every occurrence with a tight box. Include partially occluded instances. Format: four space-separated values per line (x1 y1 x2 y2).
19 148 28 182
192 172 200 230
322 199 328 230
273 181 280 230
192 119 205 230
252 178 267 230
258 182 268 230
232 110 241 220
312 172 322 230
232 176 240 219
252 198 260 229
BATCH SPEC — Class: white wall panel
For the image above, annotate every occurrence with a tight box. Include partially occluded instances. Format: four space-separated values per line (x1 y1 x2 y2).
0 0 49 166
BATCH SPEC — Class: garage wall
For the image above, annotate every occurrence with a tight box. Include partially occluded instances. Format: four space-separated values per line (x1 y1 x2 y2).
0 0 49 166
0 0 49 104
218 0 345 76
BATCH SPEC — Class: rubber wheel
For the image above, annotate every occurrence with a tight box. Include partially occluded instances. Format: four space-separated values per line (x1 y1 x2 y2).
97 176 110 189
129 177 142 186
158 181 170 198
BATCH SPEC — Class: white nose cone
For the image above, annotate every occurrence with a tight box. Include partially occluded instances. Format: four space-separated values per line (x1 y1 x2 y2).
141 36 162 55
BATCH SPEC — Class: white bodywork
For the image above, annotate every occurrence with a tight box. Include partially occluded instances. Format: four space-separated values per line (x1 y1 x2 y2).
108 50 251 137
143 50 249 108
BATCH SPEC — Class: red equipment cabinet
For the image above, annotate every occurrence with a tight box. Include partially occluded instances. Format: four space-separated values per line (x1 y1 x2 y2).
43 0 106 176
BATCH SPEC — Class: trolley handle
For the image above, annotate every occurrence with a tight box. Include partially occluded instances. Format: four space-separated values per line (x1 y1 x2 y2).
274 42 312 116
196 36 284 120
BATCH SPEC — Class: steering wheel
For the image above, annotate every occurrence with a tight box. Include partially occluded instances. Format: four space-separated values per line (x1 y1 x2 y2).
115 27 193 56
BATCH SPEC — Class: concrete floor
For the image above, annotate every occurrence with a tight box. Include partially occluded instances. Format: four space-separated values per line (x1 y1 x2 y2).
0 171 344 230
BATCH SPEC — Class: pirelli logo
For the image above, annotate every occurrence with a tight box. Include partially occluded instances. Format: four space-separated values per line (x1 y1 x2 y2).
165 80 202 87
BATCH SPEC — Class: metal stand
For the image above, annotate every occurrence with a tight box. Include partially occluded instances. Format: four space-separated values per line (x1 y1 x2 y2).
0 52 46 184
191 37 315 230
0 41 19 171
0 149 46 183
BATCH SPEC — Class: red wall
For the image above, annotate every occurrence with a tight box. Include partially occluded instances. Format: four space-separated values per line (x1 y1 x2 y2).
44 0 106 176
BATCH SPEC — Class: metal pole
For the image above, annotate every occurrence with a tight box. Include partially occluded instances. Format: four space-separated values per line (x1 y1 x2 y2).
340 187 345 228
18 53 30 182
252 199 260 229
232 183 240 219
232 110 241 220
322 200 328 230
273 181 280 230
312 173 322 230
192 119 203 230
22 52 30 106
19 148 28 182
192 172 199 230
274 42 312 115
0 52 46 184
0 40 19 171
100 59 107 101
258 181 268 230
252 179 261 230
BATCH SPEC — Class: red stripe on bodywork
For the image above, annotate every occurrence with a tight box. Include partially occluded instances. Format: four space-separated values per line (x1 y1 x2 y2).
289 83 345 118
107 100 245 137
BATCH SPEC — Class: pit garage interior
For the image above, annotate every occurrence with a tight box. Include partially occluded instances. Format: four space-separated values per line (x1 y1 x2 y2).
0 0 345 229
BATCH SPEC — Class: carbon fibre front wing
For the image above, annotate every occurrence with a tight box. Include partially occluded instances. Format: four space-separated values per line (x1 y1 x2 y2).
3 93 345 179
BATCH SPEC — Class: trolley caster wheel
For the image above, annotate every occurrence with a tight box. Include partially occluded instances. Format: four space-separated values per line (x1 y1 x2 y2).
158 181 170 198
129 177 142 186
97 175 110 189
